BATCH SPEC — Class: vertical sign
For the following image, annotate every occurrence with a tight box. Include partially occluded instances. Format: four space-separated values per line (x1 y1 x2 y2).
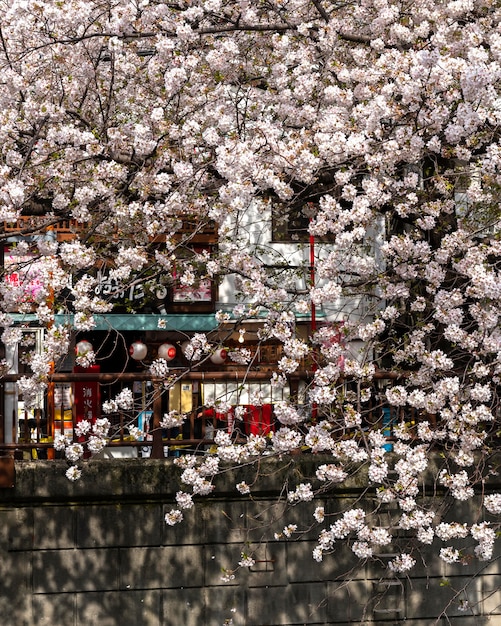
73 365 101 450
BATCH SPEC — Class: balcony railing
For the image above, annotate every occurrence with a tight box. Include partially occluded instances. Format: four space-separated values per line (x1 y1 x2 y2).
3 216 79 241
3 216 218 243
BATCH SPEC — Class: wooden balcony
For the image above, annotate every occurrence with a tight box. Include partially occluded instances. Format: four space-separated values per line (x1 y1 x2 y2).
3 216 218 244
3 216 79 241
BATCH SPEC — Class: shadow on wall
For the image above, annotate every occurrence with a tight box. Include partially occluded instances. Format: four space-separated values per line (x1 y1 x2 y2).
0 462 499 625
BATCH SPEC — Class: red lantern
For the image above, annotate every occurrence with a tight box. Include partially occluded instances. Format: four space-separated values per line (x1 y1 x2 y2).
129 341 148 360
210 348 228 365
158 343 176 361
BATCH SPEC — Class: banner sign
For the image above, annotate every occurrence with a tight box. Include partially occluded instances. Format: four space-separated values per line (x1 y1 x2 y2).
73 365 101 427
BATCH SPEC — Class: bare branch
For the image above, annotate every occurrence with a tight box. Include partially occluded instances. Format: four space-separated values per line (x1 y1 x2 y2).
311 0 330 22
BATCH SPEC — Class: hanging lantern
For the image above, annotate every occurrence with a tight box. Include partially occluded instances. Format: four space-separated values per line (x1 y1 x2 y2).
75 340 93 357
210 347 228 365
158 343 177 361
129 341 148 361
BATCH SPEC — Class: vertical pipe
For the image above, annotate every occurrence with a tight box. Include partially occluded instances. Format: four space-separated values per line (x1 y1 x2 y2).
309 230 316 335
46 227 56 458
4 343 18 444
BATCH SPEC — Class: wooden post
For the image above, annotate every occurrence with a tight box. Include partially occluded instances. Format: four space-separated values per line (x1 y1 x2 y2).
151 381 164 459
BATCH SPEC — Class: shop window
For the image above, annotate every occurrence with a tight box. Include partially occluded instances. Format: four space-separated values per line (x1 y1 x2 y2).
169 277 216 313
272 204 310 242
271 202 341 243
2 242 45 312
168 246 216 313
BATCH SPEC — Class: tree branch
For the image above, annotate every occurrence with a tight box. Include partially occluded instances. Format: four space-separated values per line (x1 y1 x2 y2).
311 0 330 23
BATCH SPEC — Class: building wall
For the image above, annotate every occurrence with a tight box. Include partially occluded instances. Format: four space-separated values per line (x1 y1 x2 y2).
216 201 383 355
0 458 499 626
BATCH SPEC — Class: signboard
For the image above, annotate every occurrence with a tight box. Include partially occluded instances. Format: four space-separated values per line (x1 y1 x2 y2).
93 266 168 309
3 244 44 308
172 278 212 303
73 365 101 448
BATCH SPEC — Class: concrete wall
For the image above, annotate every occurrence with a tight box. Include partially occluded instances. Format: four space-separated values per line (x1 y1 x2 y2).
0 458 499 626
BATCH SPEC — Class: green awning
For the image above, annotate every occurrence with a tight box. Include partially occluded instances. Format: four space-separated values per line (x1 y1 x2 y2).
10 313 218 332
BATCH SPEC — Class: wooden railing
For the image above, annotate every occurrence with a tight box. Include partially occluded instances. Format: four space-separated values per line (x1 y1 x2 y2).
3 216 218 243
3 216 79 241
0 370 425 460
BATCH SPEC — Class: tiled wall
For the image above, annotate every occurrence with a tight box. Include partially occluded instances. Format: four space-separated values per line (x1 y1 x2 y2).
0 459 499 625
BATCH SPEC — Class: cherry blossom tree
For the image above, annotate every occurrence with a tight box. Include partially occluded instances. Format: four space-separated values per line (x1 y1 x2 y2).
1 0 501 618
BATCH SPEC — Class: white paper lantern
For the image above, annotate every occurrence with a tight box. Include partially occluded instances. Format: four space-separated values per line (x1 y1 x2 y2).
129 341 148 360
158 343 177 361
75 340 93 357
210 348 228 365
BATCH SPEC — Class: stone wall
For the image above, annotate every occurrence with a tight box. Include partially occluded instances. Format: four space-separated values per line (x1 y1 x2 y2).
0 458 499 625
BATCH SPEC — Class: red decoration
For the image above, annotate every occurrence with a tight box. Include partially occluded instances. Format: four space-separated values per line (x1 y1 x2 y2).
158 343 177 361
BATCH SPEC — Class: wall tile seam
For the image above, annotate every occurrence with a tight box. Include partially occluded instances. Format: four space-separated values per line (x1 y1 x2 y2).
3 485 501 508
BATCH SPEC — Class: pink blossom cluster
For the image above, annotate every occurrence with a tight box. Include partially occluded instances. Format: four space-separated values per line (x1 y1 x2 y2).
0 0 500 586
